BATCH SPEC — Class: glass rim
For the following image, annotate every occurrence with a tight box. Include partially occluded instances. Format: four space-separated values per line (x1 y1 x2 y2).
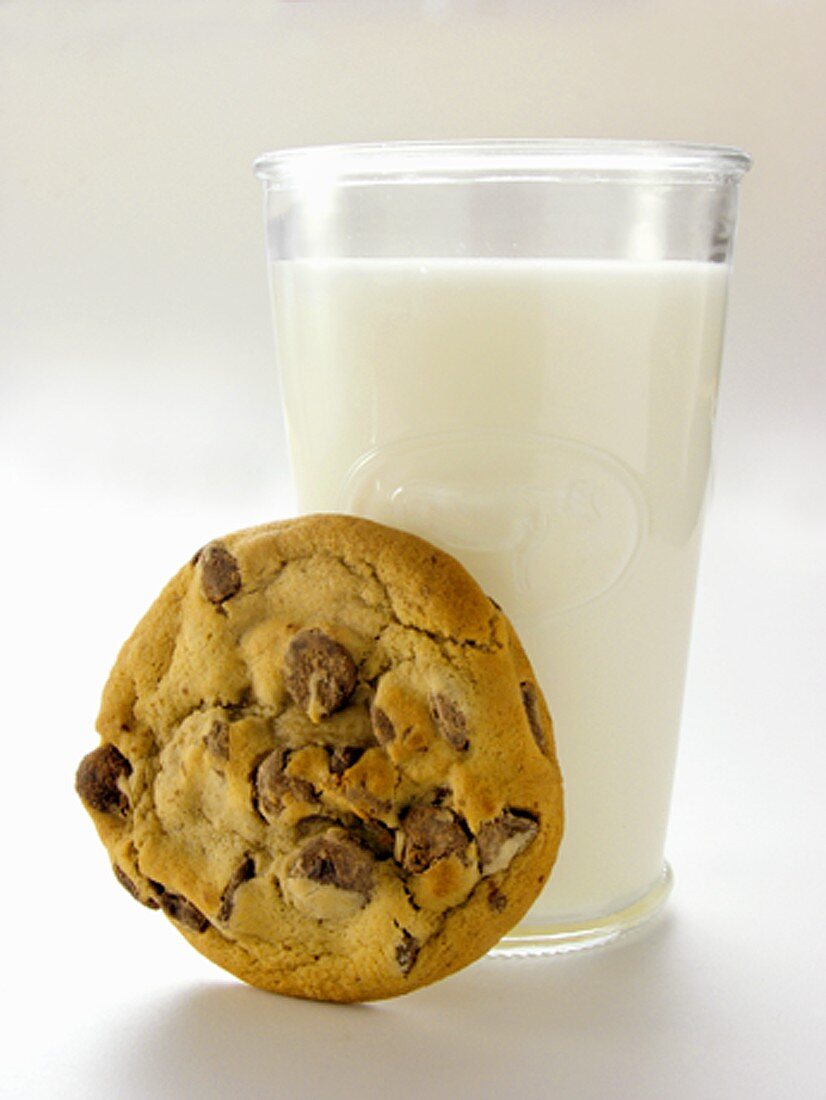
254 138 752 188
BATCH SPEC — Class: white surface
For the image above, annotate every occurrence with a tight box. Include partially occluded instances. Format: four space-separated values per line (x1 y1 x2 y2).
2 415 824 1100
2 2 825 1097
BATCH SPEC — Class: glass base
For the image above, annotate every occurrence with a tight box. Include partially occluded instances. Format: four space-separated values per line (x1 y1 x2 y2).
490 862 674 957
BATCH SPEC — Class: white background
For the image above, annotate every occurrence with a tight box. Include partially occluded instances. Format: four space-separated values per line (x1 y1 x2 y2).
1 2 824 1097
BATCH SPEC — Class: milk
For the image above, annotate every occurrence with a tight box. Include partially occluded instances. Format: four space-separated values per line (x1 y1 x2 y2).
270 257 729 927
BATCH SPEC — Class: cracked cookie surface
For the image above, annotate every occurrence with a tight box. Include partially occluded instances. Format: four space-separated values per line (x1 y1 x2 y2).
76 514 564 1002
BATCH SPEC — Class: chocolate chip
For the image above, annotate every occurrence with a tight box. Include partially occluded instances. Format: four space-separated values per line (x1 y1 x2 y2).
75 743 132 816
431 786 451 807
253 749 286 817
217 856 256 922
204 720 230 761
291 832 374 898
113 864 140 899
429 693 469 751
254 749 316 821
395 929 420 975
370 702 395 746
353 818 395 859
520 681 548 755
159 891 210 932
400 804 470 874
113 865 159 909
283 629 358 722
328 745 365 776
487 885 507 913
294 814 341 837
200 542 241 604
477 811 539 876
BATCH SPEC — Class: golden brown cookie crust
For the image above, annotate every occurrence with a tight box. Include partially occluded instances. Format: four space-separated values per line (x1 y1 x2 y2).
77 514 563 1002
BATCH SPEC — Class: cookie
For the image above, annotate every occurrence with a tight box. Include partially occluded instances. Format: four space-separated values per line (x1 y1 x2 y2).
76 514 563 1002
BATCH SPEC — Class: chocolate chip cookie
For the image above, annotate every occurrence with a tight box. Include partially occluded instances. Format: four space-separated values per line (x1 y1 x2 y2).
76 514 563 1002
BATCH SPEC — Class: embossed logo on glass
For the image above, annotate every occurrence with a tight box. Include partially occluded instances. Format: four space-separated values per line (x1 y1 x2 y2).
340 432 647 619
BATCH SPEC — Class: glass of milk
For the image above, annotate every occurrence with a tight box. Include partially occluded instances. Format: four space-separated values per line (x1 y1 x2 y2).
254 140 750 953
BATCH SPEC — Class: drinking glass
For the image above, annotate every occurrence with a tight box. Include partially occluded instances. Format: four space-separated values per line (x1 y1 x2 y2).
255 139 750 952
